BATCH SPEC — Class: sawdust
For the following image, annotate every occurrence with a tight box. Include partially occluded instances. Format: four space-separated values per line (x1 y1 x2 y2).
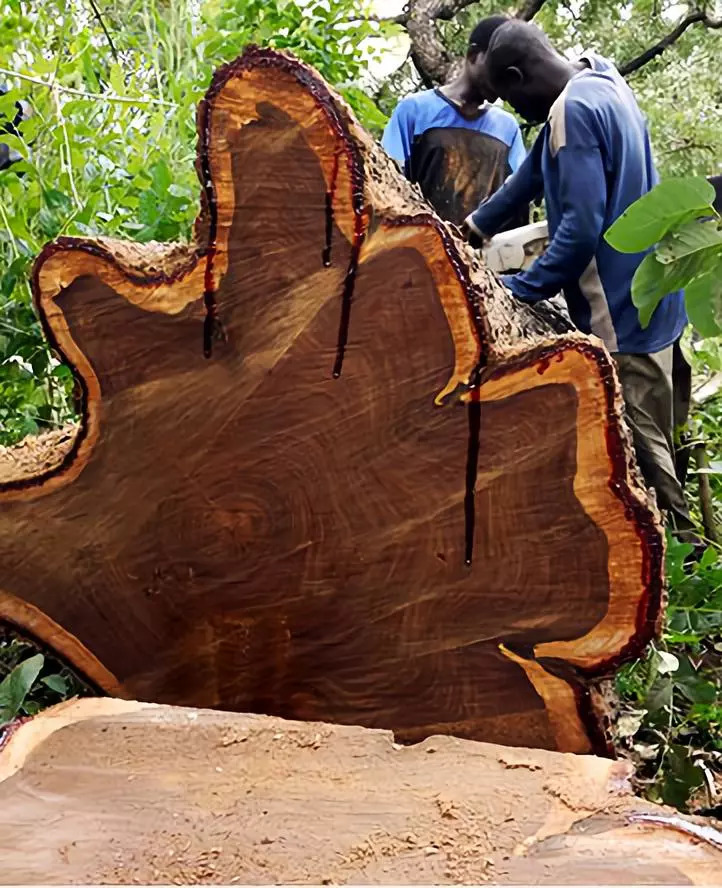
1 701 720 885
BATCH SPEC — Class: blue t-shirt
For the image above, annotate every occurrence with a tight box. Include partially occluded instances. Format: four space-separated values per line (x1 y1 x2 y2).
468 54 686 354
382 89 526 226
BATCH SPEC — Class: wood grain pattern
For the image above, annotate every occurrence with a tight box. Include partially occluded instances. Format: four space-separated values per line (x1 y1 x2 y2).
2 699 721 885
0 47 665 753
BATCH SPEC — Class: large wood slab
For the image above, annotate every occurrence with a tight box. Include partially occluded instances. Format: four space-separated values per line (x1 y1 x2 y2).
0 47 664 753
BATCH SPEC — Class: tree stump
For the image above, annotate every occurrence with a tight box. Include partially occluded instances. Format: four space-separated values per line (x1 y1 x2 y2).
0 47 664 755
2 700 720 885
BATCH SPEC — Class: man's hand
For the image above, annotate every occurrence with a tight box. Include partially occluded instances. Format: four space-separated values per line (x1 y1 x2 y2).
460 216 488 250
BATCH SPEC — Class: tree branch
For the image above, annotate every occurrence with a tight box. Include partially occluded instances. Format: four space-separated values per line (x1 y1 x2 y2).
0 67 177 107
377 0 722 87
404 0 456 85
515 0 549 21
425 0 486 20
619 11 722 76
692 443 720 544
378 0 552 86
343 12 409 25
87 0 119 62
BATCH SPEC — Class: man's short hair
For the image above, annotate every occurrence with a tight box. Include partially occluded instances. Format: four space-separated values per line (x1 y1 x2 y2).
485 19 554 74
468 15 510 55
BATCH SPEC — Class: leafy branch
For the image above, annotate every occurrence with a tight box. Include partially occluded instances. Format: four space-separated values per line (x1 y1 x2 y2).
0 67 177 107
620 10 722 77
352 1 721 87
351 0 549 84
87 0 119 62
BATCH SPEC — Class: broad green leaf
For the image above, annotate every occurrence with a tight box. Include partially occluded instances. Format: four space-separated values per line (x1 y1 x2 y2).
631 253 685 328
645 675 673 712
151 159 172 194
699 546 721 569
138 190 162 228
35 206 62 238
31 56 56 75
605 177 716 253
41 674 68 695
656 220 722 264
0 90 20 120
0 132 25 156
631 242 721 327
684 269 722 338
43 187 72 213
661 745 704 809
80 46 99 92
677 675 717 704
0 653 44 725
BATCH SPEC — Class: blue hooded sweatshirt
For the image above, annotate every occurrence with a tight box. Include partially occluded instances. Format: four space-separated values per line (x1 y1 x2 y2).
466 53 686 355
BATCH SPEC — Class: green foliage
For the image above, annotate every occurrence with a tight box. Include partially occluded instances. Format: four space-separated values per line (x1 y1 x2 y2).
604 177 722 335
0 633 91 727
616 535 722 810
616 350 722 812
686 382 722 533
605 178 716 254
0 652 43 725
0 0 386 445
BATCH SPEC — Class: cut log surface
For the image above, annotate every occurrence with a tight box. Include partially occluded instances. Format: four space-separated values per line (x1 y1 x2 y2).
1 700 721 885
0 47 665 754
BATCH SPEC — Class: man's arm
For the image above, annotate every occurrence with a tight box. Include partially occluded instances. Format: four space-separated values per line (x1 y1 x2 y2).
381 99 414 176
465 131 544 239
501 104 607 303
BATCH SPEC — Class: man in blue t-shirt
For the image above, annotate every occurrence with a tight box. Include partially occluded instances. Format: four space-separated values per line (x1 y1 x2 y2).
381 16 527 228
463 20 692 534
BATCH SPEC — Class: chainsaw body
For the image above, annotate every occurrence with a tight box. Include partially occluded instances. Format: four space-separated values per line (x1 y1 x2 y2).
482 220 549 273
481 219 571 324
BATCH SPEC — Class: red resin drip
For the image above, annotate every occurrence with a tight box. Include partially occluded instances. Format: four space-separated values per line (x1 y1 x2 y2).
322 151 341 268
332 212 366 379
199 97 221 360
202 243 217 359
464 392 482 566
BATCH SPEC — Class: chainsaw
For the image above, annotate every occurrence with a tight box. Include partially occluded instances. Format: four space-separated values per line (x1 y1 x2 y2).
481 220 549 273
480 219 572 329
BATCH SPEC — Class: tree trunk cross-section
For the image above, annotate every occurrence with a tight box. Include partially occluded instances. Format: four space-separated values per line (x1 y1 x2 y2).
0 47 664 754
2 700 721 885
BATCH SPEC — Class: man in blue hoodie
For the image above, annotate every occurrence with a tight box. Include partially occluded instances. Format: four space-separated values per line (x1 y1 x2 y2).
382 16 526 228
463 20 692 533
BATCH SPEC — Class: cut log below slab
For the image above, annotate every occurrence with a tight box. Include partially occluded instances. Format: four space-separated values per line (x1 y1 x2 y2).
1 699 721 885
0 47 664 754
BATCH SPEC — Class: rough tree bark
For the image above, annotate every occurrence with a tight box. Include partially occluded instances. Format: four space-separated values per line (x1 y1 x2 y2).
402 0 546 85
0 47 664 755
1 699 721 885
